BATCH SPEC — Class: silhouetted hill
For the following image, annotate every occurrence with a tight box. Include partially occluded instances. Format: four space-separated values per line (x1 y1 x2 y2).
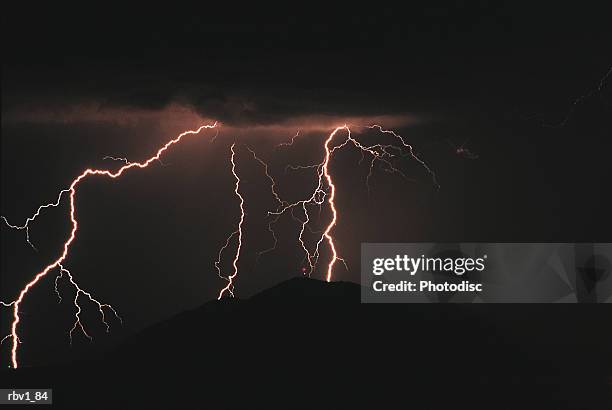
5 277 612 409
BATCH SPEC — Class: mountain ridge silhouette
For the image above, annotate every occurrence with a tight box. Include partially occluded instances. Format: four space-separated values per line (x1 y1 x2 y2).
5 276 611 409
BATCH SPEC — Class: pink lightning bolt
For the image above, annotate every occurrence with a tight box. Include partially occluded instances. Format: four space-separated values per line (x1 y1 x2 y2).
269 124 438 282
216 143 246 299
1 123 218 368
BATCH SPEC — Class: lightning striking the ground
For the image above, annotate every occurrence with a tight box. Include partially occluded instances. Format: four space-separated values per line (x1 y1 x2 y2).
215 143 246 300
1 123 217 368
265 124 438 282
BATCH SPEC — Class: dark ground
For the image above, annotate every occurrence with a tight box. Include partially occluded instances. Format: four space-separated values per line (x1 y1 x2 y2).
3 277 611 409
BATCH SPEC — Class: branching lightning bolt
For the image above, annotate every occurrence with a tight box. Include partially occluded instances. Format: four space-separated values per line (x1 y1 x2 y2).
57 263 123 345
246 146 288 264
1 190 70 251
265 124 438 281
215 143 246 300
1 123 217 368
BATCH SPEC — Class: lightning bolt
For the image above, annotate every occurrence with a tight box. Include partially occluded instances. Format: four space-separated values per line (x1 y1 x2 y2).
1 123 218 368
547 64 612 128
246 146 288 265
1 190 70 251
57 263 122 345
1 121 435 368
266 124 438 281
216 143 246 300
523 64 612 128
275 131 301 149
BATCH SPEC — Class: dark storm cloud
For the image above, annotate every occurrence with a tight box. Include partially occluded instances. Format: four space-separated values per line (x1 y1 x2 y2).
0 5 530 126
1 79 420 129
2 57 426 128
3 3 610 128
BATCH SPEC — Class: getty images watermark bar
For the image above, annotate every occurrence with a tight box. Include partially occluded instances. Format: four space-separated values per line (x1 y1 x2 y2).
361 243 612 303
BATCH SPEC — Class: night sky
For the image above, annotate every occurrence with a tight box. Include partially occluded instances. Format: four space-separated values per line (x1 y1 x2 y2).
2 4 611 366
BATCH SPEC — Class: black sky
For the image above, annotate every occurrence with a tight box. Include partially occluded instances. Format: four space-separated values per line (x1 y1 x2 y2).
1 3 611 366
